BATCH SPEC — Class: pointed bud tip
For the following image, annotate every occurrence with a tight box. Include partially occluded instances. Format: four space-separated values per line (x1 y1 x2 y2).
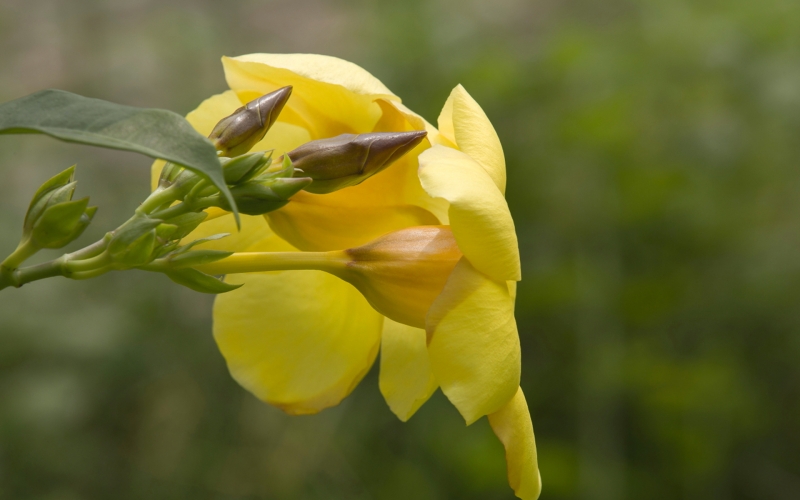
369 129 428 152
246 85 293 129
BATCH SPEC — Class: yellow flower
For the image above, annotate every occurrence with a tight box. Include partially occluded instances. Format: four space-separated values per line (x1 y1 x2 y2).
164 54 541 500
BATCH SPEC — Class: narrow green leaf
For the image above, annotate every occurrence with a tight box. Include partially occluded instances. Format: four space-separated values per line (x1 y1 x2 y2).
165 268 242 294
0 89 239 225
168 249 233 268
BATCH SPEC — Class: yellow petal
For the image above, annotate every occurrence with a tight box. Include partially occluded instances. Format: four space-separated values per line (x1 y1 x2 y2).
181 213 289 253
418 145 521 281
374 99 450 224
266 195 439 251
426 258 521 424
213 271 383 414
223 55 392 139
186 90 244 136
378 318 438 422
265 100 442 251
449 85 507 194
488 387 542 500
435 91 458 148
230 53 397 98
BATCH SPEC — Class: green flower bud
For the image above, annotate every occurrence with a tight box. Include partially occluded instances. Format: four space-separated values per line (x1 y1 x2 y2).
218 176 312 216
208 87 292 157
285 130 427 194
221 151 272 185
23 166 76 234
30 197 96 249
107 217 163 257
155 223 179 242
112 229 157 268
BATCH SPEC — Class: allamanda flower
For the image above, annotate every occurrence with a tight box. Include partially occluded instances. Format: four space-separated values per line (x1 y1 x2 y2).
157 53 541 500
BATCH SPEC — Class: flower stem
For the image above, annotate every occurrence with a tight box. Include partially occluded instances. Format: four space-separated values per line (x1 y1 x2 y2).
193 251 348 275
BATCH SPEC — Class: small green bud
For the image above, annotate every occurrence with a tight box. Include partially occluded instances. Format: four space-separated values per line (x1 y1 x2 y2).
107 216 163 256
217 176 312 216
155 223 179 242
208 87 293 157
285 130 427 194
221 151 272 184
23 166 76 234
30 197 94 249
112 229 157 268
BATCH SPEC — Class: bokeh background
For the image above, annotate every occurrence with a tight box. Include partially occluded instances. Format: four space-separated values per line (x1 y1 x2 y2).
2 0 800 498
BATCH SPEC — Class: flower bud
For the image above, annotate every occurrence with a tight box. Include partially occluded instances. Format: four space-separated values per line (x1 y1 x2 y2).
336 225 461 328
218 176 312 216
286 130 428 194
112 229 157 268
221 151 272 184
30 198 96 249
208 87 292 157
23 166 76 234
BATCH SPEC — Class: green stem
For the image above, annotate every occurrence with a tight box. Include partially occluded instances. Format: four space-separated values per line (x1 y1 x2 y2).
193 251 348 275
65 252 110 273
137 185 182 215
1 238 40 270
0 257 65 290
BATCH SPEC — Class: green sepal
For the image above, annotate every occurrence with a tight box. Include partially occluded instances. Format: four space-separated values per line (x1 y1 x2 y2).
155 223 179 241
165 268 242 294
158 162 181 187
167 249 233 269
155 241 181 259
174 233 230 253
116 230 157 268
165 212 208 240
222 151 272 185
30 197 91 249
108 216 163 256
218 177 311 216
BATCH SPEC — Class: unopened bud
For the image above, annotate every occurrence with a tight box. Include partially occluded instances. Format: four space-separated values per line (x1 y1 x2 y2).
30 198 96 249
218 176 312 216
208 87 292 157
221 151 272 184
335 226 461 328
286 130 427 194
23 166 76 234
112 229 157 268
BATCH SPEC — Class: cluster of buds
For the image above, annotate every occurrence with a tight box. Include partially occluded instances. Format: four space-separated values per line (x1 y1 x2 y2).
1 86 430 293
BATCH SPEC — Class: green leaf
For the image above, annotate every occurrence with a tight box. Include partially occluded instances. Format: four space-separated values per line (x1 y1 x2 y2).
174 233 230 253
165 268 242 294
167 249 233 268
0 89 239 225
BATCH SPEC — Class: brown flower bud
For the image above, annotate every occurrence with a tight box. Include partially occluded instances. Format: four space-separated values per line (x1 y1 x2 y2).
286 130 427 194
208 86 292 157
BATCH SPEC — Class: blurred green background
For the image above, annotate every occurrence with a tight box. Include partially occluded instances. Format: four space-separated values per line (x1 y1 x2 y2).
2 0 800 498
